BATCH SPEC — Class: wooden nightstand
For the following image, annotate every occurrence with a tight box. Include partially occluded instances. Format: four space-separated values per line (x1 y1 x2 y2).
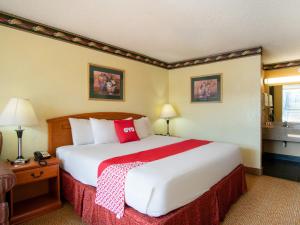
7 157 61 224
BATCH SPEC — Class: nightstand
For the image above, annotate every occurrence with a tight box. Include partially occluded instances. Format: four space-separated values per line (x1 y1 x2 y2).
7 157 61 224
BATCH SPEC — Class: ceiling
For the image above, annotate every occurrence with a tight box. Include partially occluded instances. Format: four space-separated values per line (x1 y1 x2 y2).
0 0 300 64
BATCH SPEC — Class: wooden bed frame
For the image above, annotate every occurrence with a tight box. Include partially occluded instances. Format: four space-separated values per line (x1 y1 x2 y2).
46 112 144 155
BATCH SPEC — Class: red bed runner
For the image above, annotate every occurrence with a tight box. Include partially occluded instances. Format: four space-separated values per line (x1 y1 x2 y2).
95 139 211 218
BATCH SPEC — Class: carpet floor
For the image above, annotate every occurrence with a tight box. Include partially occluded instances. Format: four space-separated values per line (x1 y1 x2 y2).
22 174 300 225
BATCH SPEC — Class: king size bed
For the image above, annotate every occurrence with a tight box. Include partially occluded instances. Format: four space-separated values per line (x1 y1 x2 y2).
47 112 246 225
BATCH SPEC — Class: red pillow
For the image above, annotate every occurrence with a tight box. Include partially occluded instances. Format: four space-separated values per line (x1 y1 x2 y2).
114 119 140 143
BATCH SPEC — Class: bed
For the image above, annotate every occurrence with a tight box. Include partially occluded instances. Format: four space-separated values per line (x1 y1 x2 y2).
47 112 247 225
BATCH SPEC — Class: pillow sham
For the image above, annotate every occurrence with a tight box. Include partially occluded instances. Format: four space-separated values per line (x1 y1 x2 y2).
142 117 153 136
90 118 119 144
134 117 153 139
114 119 140 143
69 118 94 145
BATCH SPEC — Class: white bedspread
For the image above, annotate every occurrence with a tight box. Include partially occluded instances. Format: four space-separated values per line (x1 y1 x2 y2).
56 135 242 217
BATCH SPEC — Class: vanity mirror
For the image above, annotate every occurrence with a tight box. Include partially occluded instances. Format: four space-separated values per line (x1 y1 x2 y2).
267 84 300 123
263 82 300 146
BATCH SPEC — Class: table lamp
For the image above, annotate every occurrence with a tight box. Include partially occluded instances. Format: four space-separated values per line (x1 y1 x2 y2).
160 104 177 136
0 98 39 164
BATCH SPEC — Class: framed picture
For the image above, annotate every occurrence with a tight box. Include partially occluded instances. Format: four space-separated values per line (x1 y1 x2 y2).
89 64 124 101
191 74 222 102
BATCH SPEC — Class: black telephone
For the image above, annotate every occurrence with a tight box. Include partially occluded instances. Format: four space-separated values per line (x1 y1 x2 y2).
34 151 51 165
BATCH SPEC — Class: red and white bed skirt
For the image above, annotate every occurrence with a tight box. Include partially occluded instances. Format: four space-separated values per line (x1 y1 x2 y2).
61 164 246 225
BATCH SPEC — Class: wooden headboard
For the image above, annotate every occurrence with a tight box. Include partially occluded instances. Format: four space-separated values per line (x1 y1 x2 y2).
47 112 144 155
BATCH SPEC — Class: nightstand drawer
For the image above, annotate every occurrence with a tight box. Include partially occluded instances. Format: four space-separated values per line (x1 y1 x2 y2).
15 165 58 185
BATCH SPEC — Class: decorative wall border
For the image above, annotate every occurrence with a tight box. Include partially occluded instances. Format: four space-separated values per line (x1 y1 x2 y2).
168 47 262 69
0 11 167 69
0 11 262 70
263 59 300 70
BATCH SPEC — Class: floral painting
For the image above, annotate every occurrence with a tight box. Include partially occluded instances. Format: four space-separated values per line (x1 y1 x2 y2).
89 64 124 100
191 74 222 102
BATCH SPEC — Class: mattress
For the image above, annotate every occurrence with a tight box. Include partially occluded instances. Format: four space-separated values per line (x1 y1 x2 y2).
56 135 242 217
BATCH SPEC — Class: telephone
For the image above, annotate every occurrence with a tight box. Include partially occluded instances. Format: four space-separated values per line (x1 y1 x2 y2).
34 151 51 161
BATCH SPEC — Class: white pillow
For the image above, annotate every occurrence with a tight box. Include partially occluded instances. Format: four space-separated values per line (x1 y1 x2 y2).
134 117 153 139
90 118 118 144
69 118 94 145
143 117 153 135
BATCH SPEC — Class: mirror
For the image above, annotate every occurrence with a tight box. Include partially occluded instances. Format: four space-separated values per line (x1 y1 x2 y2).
267 84 300 122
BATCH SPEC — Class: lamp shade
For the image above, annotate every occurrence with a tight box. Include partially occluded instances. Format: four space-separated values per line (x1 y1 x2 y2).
160 104 177 119
0 98 39 127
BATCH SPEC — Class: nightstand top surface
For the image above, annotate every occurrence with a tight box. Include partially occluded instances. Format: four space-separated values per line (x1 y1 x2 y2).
6 157 60 172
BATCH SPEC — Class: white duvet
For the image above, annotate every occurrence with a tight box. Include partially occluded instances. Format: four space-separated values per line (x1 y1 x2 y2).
56 135 242 217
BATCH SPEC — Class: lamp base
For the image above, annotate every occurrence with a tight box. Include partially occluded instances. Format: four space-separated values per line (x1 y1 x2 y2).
9 157 30 165
13 127 29 165
166 119 170 136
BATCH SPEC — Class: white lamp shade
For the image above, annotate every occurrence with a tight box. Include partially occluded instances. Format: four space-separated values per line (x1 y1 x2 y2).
0 98 39 127
160 104 177 119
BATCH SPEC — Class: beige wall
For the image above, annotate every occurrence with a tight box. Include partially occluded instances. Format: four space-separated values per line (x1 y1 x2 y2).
169 56 262 169
0 26 168 160
0 25 263 168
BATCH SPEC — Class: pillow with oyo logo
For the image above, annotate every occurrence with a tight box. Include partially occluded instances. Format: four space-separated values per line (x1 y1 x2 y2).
114 119 140 143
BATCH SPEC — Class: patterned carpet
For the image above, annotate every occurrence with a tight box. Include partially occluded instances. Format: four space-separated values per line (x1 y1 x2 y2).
22 174 300 225
222 175 300 225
